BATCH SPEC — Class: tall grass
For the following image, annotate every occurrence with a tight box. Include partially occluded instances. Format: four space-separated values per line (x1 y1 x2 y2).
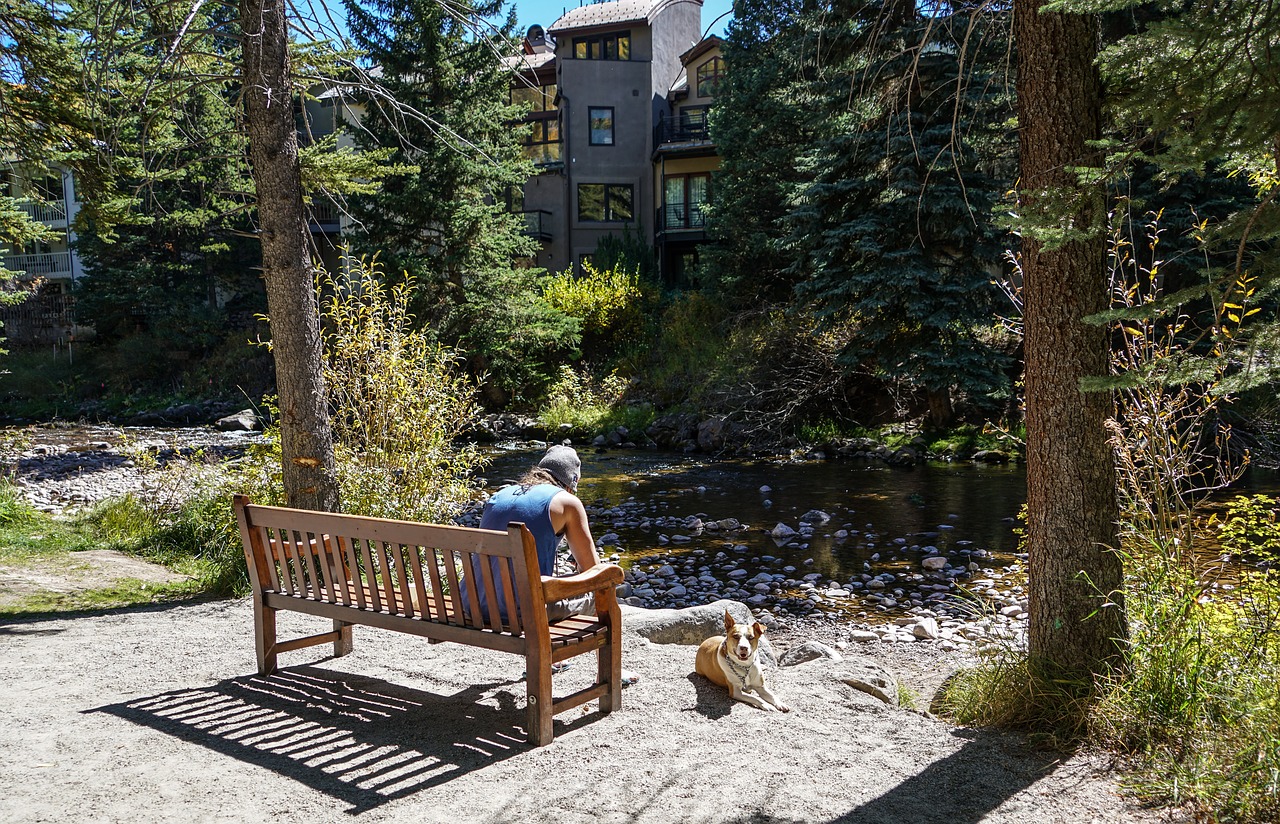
938 210 1280 822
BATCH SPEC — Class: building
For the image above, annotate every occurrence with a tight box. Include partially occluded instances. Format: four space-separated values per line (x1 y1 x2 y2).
0 163 83 343
510 0 720 282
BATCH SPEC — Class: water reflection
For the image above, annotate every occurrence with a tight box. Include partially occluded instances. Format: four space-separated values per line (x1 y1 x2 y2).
480 446 1028 585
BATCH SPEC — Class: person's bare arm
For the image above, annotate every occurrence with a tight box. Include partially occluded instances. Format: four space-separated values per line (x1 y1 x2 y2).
548 491 601 572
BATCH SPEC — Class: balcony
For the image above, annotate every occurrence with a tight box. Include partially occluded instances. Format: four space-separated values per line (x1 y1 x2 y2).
308 201 341 233
656 200 708 236
3 252 73 279
519 209 553 242
654 106 712 150
16 199 68 226
525 142 564 171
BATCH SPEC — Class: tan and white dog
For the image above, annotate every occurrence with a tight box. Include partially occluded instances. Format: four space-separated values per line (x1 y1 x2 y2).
695 610 790 712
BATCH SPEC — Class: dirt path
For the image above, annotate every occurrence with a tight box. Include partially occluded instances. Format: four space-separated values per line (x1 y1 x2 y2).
0 598 1175 824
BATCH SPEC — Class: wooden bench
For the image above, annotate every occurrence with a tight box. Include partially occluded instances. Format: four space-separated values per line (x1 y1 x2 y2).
232 495 624 746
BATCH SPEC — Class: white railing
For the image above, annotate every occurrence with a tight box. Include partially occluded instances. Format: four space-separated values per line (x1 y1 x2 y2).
3 252 73 278
15 200 68 224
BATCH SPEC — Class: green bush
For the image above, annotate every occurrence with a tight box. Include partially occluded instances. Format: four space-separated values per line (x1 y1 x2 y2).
319 258 487 523
538 365 652 436
542 261 647 357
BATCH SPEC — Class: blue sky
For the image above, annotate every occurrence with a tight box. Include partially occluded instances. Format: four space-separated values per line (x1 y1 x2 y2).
510 0 734 37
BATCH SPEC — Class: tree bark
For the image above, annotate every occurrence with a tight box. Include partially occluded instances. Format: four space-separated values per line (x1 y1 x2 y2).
1015 0 1127 680
240 0 338 511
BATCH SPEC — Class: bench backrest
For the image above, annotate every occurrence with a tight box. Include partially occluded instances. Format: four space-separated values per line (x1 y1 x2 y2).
233 496 547 638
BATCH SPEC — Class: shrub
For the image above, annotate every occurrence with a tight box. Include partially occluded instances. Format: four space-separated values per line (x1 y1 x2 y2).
542 261 647 357
319 257 487 523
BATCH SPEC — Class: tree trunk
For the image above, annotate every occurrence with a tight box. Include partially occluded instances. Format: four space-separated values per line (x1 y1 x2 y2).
240 0 339 511
1015 0 1127 680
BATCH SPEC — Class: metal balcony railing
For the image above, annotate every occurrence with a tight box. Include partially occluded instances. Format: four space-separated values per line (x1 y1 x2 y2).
3 252 73 278
519 209 553 241
656 200 708 233
654 106 712 147
15 199 68 224
309 202 341 230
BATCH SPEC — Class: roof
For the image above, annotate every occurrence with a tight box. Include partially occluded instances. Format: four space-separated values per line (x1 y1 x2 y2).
503 51 556 73
680 34 724 67
548 0 702 35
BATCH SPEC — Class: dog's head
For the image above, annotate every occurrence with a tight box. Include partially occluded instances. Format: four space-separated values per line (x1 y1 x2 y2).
722 609 765 663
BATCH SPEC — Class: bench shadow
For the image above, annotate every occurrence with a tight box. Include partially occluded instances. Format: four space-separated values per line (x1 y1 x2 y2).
88 665 545 813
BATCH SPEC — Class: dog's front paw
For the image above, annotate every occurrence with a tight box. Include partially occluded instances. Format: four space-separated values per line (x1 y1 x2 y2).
773 701 791 713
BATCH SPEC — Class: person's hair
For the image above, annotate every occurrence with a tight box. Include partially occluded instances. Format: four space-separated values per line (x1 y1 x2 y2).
519 466 568 490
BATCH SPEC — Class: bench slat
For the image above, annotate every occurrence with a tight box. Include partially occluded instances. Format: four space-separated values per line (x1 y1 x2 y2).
477 553 504 632
340 535 364 609
407 545 430 622
243 504 520 557
357 537 382 612
389 543 414 619
311 531 335 603
496 556 521 635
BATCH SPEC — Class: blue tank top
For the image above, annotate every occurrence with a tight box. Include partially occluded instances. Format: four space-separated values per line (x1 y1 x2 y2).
463 483 562 623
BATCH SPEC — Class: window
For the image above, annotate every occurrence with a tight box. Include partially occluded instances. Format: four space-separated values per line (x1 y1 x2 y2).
588 107 614 145
577 184 633 222
511 82 558 112
662 173 710 229
696 56 725 97
573 31 630 60
522 117 562 166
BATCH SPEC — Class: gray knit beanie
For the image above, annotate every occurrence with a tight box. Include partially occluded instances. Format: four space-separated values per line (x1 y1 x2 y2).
538 445 581 491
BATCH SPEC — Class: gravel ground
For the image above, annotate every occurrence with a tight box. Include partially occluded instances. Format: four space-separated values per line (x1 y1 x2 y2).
0 598 1179 824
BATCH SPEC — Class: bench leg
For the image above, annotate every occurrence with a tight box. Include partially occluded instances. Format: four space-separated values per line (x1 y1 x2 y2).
253 594 278 675
526 656 554 746
333 619 353 657
599 624 622 715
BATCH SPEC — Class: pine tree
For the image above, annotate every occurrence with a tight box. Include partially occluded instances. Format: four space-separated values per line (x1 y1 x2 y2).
700 0 818 307
71 0 261 367
786 0 1014 425
343 0 570 402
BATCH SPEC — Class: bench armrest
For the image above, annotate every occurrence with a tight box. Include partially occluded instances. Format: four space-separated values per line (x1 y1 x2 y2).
541 563 624 604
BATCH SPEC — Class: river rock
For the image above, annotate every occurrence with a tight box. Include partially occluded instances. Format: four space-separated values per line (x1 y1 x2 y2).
778 640 843 667
770 523 798 540
214 409 262 432
799 509 831 525
922 556 948 571
697 416 728 451
838 657 900 706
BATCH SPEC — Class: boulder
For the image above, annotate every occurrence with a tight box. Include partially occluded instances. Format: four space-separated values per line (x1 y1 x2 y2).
838 657 900 706
697 416 728 452
215 409 263 432
778 640 844 667
799 509 831 526
621 599 755 646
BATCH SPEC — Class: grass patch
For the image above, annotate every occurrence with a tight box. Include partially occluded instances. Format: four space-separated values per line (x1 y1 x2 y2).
0 480 248 616
936 532 1280 822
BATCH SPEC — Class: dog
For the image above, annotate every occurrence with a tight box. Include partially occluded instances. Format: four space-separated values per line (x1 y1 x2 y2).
695 609 790 712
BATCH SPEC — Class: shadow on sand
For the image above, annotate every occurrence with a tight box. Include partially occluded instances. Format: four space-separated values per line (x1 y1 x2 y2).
88 665 573 813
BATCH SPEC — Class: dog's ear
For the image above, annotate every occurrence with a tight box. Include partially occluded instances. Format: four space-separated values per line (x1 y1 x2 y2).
751 621 766 639
723 609 734 632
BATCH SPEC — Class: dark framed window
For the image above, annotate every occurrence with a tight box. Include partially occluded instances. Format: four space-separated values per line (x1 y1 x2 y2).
588 107 615 146
573 31 631 61
577 183 633 222
662 173 710 229
696 56 725 97
522 116 562 166
511 82 558 112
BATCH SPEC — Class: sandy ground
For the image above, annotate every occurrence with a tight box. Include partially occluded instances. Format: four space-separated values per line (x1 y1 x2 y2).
0 596 1179 824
